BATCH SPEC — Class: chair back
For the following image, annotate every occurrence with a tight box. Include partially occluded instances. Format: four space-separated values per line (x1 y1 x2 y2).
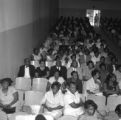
87 94 106 111
107 95 121 111
15 77 31 91
32 78 48 93
24 91 44 106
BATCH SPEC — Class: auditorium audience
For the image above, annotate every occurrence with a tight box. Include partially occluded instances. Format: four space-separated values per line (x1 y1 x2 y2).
3 16 121 120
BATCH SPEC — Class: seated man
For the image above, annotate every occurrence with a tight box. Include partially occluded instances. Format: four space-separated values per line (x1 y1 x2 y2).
49 58 67 80
63 82 84 117
18 58 35 78
41 82 64 120
86 69 102 95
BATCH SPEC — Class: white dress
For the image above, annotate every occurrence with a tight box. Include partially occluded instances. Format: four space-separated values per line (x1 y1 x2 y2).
63 90 84 117
41 90 64 120
0 86 17 107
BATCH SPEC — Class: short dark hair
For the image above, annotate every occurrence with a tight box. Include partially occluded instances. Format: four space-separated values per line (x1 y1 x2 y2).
91 69 99 77
71 71 78 76
68 81 77 89
84 100 98 110
87 60 94 66
35 114 46 120
99 63 106 69
115 104 121 116
51 82 61 90
24 58 30 62
39 60 45 64
0 78 13 86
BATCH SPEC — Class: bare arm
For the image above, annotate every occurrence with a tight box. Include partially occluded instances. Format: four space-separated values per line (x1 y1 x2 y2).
46 82 51 91
9 92 18 107
69 98 83 108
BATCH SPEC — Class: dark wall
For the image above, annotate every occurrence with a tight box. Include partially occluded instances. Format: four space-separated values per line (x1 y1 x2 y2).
33 0 59 47
59 0 121 18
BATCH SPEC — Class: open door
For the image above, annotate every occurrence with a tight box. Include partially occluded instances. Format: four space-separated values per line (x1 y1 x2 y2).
86 9 101 27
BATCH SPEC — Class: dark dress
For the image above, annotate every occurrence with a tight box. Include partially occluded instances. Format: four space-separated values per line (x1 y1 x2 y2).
103 80 118 105
36 67 49 78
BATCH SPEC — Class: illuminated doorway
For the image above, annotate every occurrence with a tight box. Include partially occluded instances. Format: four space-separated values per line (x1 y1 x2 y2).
86 9 101 27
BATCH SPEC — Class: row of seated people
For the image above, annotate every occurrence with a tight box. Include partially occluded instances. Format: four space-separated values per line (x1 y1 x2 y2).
17 55 121 96
101 17 121 48
0 77 121 120
36 103 121 120
35 81 121 120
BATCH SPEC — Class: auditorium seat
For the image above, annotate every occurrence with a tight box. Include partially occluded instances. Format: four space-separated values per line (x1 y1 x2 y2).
107 95 121 111
24 91 44 106
87 94 106 111
15 77 31 91
15 77 32 112
32 78 48 93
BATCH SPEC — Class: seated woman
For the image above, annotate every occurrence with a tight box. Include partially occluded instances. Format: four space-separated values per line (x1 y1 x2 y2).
67 71 83 93
78 100 102 120
0 78 18 114
41 82 64 120
47 70 65 91
35 60 49 79
103 73 120 97
63 82 84 117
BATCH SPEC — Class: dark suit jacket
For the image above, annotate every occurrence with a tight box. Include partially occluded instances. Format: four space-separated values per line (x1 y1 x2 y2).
18 65 35 78
107 64 118 73
49 65 67 80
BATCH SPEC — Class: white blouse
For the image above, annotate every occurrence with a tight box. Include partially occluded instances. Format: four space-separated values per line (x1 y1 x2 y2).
63 90 84 117
0 86 17 107
41 90 64 108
